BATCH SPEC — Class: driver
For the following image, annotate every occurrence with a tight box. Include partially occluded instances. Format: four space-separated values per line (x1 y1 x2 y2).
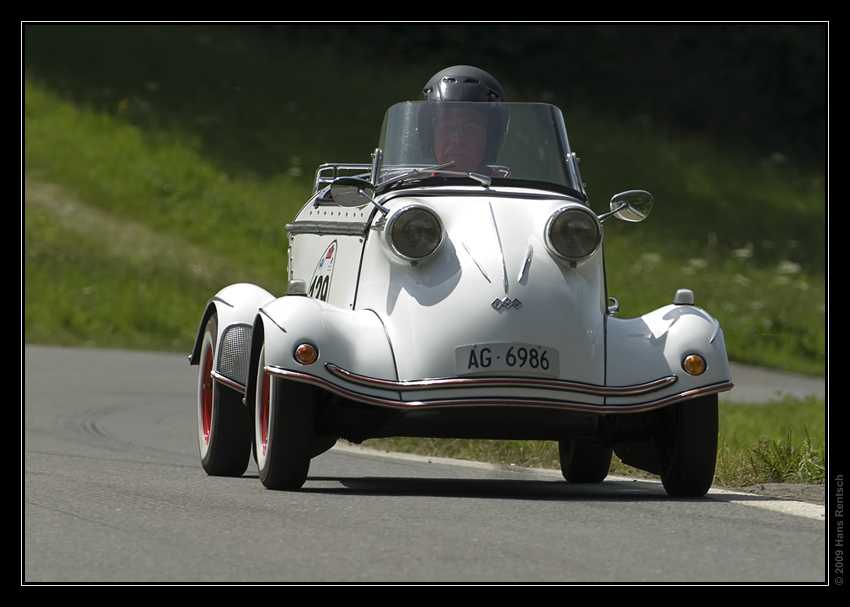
420 66 509 175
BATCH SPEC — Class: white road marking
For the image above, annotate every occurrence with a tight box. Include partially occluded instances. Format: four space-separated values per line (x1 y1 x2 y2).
334 443 825 520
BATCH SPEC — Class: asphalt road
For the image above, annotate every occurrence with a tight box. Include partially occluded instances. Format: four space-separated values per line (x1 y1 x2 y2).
724 362 825 403
22 346 827 583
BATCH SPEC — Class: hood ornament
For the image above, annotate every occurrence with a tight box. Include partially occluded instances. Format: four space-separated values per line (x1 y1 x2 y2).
492 297 522 310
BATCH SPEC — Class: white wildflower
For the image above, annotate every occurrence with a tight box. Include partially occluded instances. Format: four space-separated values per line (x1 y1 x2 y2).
631 252 662 273
732 243 754 259
683 258 708 274
777 260 801 275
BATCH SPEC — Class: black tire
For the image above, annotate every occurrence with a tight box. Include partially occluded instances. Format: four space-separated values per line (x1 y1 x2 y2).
657 394 719 497
559 440 613 483
254 343 315 490
197 315 252 477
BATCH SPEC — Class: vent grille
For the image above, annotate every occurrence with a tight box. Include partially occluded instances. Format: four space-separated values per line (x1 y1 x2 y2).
218 323 252 387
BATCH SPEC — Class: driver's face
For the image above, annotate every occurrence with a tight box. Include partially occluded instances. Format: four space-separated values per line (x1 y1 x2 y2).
432 108 488 173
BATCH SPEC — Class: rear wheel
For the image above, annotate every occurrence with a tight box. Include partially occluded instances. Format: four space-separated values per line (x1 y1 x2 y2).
657 395 718 497
559 440 613 483
197 315 252 477
254 343 315 490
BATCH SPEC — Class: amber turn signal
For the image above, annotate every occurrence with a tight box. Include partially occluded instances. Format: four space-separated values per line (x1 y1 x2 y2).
682 354 707 376
294 343 319 365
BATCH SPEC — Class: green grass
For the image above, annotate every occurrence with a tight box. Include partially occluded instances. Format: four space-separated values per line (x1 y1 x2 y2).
22 24 826 488
364 396 826 488
715 396 825 485
24 80 300 349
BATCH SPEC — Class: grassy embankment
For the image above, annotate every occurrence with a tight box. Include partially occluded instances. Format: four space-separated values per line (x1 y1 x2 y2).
23 25 826 487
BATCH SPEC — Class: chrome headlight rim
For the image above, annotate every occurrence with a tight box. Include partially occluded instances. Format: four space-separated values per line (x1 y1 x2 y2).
544 206 603 264
385 204 445 262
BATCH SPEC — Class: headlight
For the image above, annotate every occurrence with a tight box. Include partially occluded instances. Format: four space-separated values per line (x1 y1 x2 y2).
545 207 602 263
386 206 444 261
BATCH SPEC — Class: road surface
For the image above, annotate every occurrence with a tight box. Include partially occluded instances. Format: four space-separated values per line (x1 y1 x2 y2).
22 346 827 583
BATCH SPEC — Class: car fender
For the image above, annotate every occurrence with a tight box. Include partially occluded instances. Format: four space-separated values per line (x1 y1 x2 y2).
248 295 399 405
188 283 276 390
605 302 732 407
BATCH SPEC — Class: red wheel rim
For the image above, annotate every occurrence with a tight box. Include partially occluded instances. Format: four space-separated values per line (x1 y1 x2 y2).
201 344 214 446
259 369 271 456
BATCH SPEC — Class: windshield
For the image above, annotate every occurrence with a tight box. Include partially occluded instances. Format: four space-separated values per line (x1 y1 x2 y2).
377 101 584 193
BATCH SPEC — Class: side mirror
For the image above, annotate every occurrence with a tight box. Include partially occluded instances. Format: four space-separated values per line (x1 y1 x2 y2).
330 176 376 208
609 190 653 222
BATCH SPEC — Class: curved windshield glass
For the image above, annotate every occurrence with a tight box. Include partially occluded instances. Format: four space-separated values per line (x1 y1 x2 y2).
377 101 583 193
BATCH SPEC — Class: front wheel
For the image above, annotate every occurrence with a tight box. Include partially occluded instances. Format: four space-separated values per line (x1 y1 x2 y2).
197 315 252 477
558 440 613 483
254 344 315 490
657 395 718 497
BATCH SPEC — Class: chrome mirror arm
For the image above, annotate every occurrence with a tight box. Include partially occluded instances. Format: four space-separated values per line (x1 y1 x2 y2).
598 202 628 223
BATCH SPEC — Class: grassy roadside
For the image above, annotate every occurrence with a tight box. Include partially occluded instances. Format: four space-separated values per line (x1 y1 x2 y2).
22 25 826 488
362 395 825 488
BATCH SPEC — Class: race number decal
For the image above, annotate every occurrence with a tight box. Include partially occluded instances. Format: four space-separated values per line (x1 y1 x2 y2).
308 240 337 302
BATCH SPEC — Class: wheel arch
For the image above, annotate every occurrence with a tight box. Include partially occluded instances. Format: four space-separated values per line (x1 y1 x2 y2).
244 313 267 412
189 302 220 367
188 283 276 367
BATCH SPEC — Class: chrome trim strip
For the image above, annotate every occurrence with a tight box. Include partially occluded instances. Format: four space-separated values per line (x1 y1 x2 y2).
258 306 287 333
285 221 368 236
212 369 246 394
462 242 491 283
265 365 733 413
209 295 235 309
710 318 721 344
518 244 533 283
325 362 677 396
488 202 509 294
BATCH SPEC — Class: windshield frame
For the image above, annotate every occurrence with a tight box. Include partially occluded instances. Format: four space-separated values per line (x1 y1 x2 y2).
376 101 585 196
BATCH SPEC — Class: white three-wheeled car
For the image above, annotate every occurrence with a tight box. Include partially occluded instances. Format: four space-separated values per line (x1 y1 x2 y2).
189 99 733 497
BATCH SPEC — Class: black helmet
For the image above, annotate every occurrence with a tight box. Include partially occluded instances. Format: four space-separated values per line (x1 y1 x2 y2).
419 65 509 165
422 65 507 102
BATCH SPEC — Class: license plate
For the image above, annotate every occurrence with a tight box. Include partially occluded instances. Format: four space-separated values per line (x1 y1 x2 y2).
455 343 559 376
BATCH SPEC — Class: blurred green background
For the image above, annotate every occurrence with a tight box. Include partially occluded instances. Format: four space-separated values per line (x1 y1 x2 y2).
23 22 826 376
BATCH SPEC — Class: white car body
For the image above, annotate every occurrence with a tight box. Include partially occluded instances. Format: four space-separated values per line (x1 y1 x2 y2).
190 101 733 496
